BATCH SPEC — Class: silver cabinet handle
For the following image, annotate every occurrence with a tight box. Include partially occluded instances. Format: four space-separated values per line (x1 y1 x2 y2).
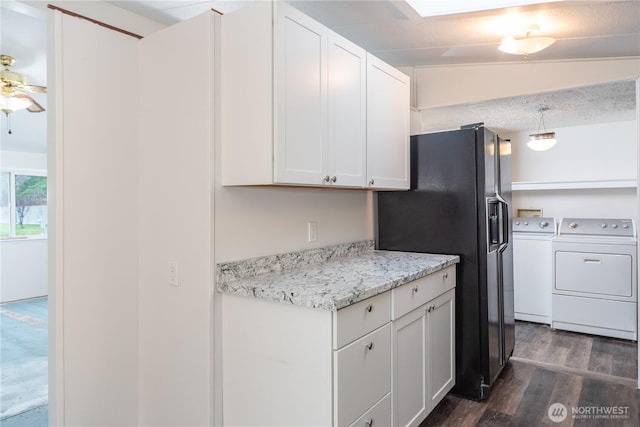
412 286 419 293
331 176 337 183
364 419 373 427
365 304 373 313
427 304 436 312
323 175 330 183
369 179 374 186
366 342 374 350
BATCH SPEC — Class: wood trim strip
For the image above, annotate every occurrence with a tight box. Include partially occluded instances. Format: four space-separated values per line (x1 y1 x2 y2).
510 357 638 388
47 4 144 39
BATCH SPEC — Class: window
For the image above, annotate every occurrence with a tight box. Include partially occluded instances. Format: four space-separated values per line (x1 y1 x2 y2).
0 171 47 238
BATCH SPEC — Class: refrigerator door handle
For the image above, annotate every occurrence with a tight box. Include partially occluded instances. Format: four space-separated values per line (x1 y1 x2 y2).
486 197 501 252
496 195 509 250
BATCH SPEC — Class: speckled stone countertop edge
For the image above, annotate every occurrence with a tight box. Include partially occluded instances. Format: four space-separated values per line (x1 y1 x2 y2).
216 242 459 311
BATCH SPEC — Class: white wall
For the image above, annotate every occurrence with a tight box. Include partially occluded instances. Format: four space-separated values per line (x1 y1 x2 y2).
1 150 47 170
414 58 640 109
509 121 637 183
505 120 638 221
1 150 48 303
0 239 47 303
138 12 215 426
49 9 141 425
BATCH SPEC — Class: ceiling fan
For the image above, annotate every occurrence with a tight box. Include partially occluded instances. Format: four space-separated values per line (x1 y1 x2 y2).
0 54 46 115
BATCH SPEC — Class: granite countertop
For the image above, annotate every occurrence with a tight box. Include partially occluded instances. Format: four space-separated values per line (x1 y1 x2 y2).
216 241 459 311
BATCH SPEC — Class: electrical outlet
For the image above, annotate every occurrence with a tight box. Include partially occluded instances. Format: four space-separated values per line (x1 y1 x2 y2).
169 261 179 287
308 221 318 242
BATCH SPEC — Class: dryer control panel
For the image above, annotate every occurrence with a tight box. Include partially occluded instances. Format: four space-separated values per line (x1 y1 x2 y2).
558 218 635 237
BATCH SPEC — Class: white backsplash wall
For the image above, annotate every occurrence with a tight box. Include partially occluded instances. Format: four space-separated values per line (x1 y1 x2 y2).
505 119 638 222
214 185 374 263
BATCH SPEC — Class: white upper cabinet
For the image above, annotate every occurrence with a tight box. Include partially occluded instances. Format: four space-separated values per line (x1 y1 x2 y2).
327 31 367 188
366 54 411 190
273 5 327 185
222 1 408 190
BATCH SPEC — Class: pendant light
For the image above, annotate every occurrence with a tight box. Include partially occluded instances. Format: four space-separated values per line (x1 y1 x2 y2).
528 107 556 151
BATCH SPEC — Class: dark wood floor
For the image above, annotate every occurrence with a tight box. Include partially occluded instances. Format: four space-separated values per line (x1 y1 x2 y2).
421 321 639 426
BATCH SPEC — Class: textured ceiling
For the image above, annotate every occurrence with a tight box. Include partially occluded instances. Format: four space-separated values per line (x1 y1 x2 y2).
421 80 637 133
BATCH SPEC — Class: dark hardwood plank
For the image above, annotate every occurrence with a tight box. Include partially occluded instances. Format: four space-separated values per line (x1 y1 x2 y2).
509 366 558 426
486 362 534 416
474 409 510 426
422 322 639 427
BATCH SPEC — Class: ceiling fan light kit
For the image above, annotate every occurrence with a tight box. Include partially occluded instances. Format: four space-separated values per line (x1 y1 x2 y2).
0 91 31 113
0 54 47 115
498 24 556 56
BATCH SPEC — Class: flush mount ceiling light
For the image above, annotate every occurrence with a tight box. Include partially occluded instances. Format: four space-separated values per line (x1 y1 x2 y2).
498 25 556 56
528 107 557 151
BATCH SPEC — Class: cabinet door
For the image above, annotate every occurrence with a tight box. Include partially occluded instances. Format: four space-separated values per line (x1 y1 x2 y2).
273 3 327 185
366 53 410 190
392 305 428 427
327 31 366 187
427 289 456 409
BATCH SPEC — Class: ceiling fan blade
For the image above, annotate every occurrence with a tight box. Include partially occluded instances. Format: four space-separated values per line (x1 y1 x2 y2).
22 84 47 94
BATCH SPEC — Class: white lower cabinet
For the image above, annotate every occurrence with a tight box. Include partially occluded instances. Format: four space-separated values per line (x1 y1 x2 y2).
392 267 456 427
392 305 428 427
221 266 455 426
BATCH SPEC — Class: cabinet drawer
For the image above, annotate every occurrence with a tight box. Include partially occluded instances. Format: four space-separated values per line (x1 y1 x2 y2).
334 291 391 349
348 393 391 427
335 324 391 427
392 266 455 320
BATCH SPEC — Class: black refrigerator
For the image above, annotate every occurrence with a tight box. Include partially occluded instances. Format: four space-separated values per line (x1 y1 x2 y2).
376 124 515 400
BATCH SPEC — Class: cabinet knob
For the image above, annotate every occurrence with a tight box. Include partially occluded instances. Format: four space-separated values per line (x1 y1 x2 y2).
444 272 449 279
365 304 373 313
369 179 375 186
365 342 374 351
323 176 330 183
331 176 337 183
364 419 374 427
412 286 419 293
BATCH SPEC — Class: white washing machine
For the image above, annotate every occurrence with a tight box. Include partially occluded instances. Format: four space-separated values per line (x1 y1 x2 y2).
513 217 556 324
552 218 637 340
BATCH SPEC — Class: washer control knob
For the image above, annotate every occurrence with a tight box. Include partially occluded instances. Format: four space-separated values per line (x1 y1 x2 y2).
601 223 607 228
524 221 529 226
623 224 630 229
515 221 520 225
539 221 549 228
612 224 618 229
569 222 578 229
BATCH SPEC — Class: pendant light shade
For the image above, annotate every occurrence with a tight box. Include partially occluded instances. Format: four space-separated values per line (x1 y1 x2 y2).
528 107 557 151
